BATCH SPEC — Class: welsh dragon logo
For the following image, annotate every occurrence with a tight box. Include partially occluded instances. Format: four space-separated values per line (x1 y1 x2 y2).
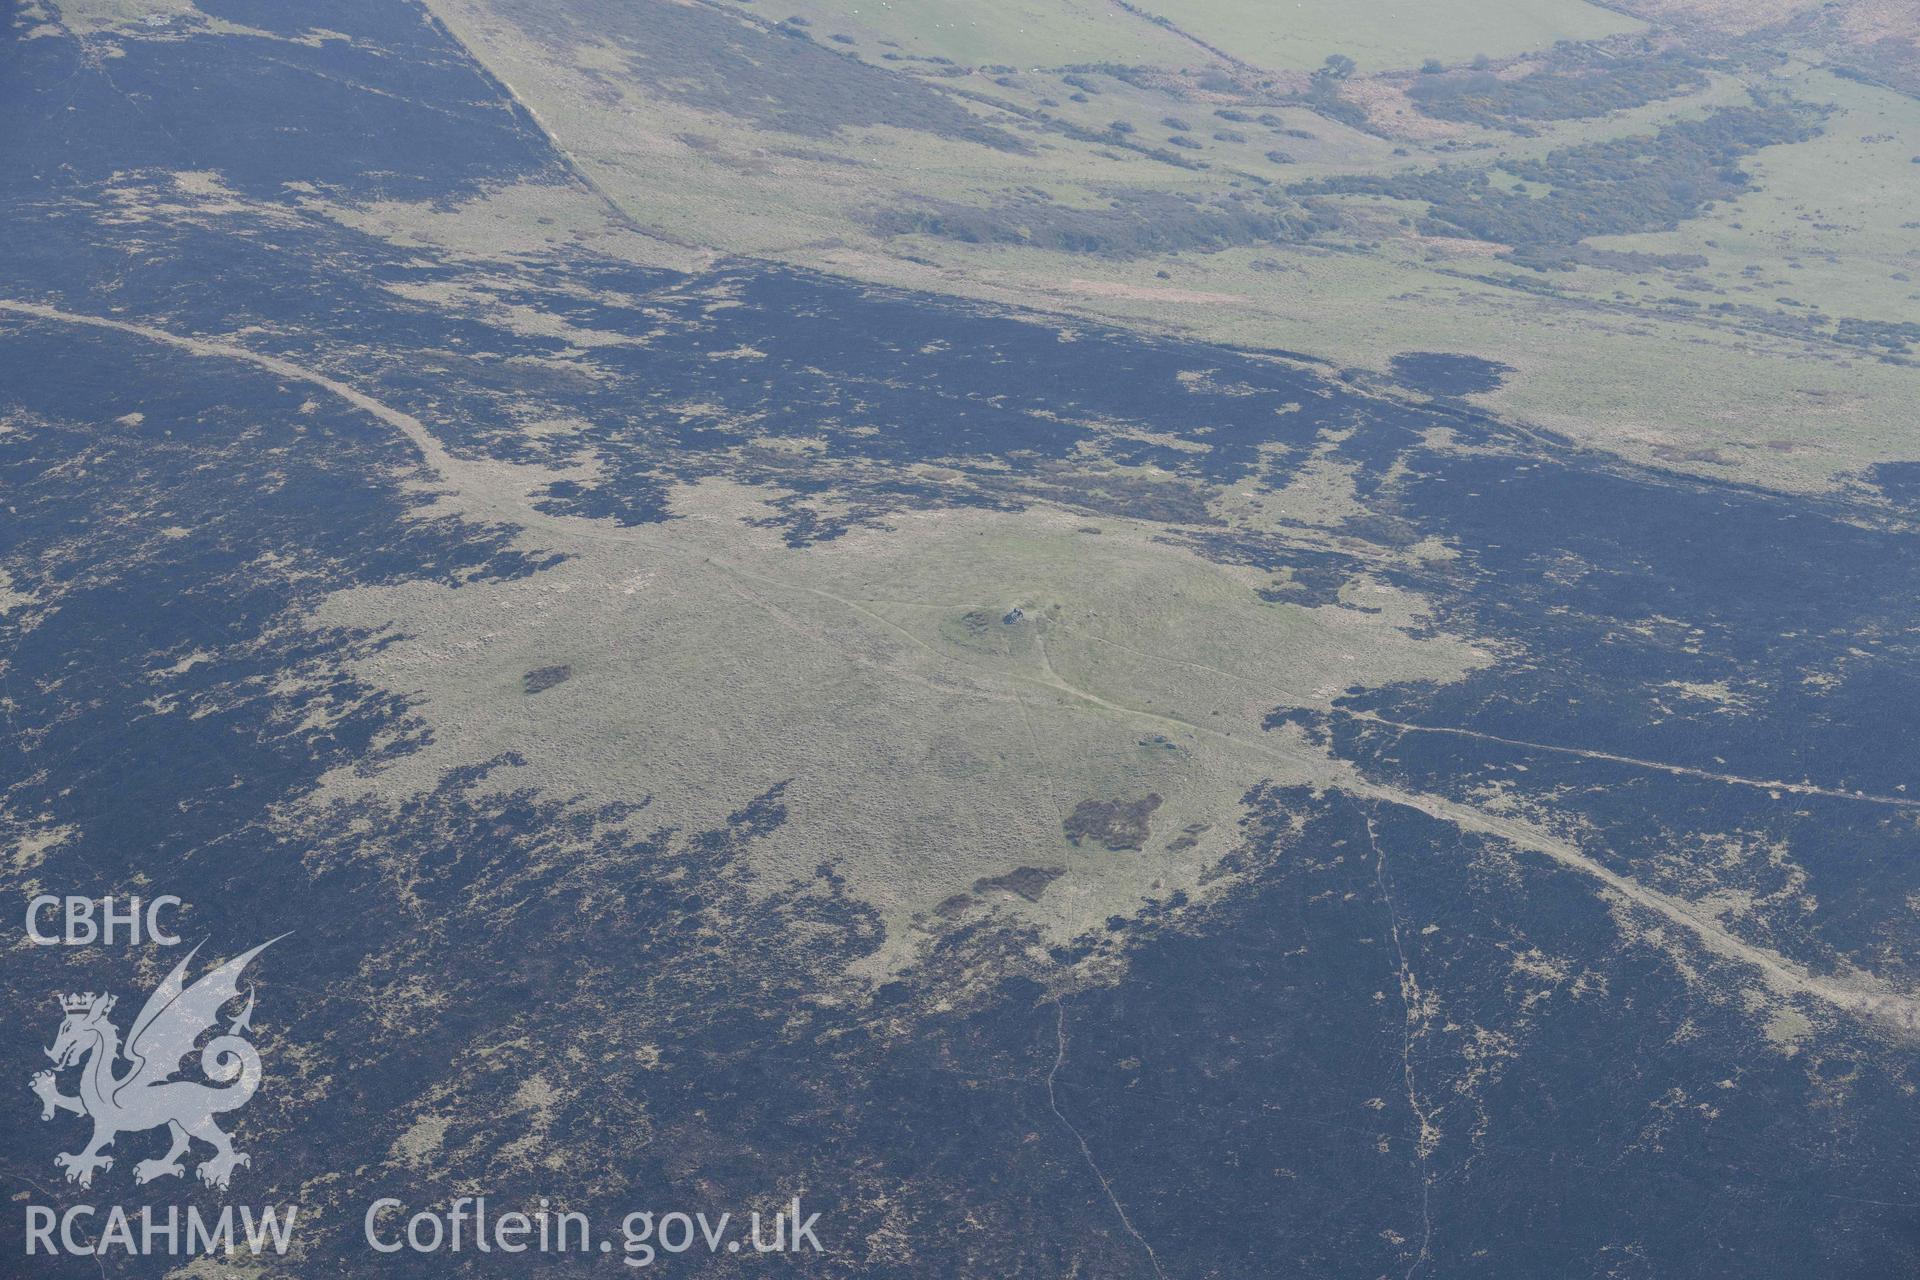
30 938 281 1190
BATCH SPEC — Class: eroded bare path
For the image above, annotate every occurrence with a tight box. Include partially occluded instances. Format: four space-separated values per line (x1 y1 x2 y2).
1348 710 1920 810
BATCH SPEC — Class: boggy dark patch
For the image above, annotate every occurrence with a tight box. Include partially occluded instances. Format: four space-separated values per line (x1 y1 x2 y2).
522 663 573 694
1389 350 1511 397
1064 794 1162 851
975 865 1067 902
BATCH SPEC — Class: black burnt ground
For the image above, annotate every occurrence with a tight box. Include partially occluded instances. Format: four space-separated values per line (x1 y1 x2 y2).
2 3 1917 1276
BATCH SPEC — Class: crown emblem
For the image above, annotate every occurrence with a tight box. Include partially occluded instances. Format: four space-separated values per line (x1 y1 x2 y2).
35 939 281 1192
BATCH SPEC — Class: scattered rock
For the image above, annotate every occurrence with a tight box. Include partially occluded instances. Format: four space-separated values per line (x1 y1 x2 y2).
1166 822 1210 854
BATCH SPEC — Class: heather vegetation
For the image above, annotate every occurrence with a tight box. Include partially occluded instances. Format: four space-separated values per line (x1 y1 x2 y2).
869 191 1342 257
1301 102 1822 251
1408 53 1710 130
